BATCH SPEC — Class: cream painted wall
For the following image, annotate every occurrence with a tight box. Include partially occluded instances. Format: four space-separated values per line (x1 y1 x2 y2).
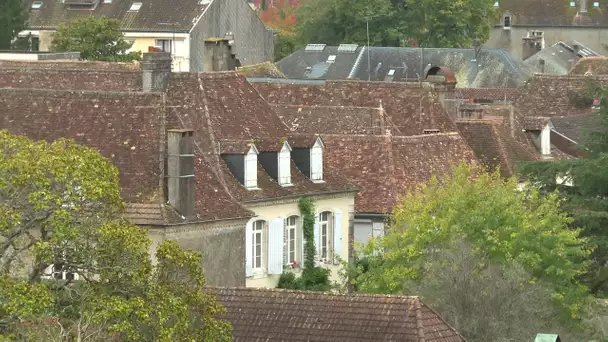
244 193 356 288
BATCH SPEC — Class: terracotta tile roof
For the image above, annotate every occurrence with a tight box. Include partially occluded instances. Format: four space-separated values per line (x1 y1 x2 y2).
218 140 257 154
494 0 608 26
286 134 320 148
457 120 539 177
0 60 140 70
455 88 518 102
207 287 466 342
570 57 608 75
323 133 477 214
523 117 550 130
124 203 185 225
271 104 402 135
252 80 458 136
165 72 359 205
513 74 608 118
25 0 208 32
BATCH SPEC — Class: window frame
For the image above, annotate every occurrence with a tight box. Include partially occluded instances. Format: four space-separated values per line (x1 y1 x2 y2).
252 220 266 272
284 215 300 266
503 15 512 28
319 211 333 262
155 39 173 53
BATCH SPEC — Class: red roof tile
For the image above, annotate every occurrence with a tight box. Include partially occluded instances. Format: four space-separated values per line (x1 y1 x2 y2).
207 287 466 342
323 133 477 213
455 88 518 102
252 80 458 136
514 74 608 118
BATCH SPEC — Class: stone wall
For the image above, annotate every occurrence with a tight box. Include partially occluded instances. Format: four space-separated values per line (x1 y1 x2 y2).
155 219 247 287
189 0 274 72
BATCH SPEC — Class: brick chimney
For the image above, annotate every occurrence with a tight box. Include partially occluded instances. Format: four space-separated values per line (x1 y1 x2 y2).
142 52 172 93
167 129 196 218
203 38 237 72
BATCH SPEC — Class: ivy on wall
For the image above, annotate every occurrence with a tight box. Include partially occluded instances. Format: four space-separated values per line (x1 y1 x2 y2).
277 197 331 291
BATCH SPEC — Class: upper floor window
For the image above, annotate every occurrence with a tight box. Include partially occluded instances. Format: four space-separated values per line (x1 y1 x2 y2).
245 147 258 189
252 220 266 270
319 211 333 261
284 215 300 266
155 39 172 53
310 139 324 181
504 15 512 28
278 143 292 186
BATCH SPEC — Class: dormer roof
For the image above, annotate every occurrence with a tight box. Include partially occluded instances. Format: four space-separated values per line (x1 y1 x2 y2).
219 140 259 155
254 138 290 153
287 134 323 149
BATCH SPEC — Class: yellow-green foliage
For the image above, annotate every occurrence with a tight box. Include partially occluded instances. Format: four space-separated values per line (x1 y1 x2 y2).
356 163 591 320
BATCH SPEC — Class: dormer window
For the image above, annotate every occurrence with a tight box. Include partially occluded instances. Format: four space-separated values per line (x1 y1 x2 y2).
278 143 292 186
594 1 600 7
504 15 512 29
245 146 258 189
310 138 324 182
129 2 142 11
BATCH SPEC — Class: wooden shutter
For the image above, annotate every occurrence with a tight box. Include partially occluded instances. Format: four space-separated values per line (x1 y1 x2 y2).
268 217 285 275
333 209 342 263
245 220 253 277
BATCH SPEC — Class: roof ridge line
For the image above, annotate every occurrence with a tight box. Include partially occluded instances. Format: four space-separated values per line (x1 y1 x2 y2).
348 46 366 79
414 297 425 342
205 286 423 298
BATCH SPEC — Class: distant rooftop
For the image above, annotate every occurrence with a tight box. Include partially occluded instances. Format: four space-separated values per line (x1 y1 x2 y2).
524 41 600 75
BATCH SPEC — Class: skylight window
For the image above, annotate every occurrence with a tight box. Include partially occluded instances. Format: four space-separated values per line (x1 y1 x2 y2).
129 2 142 11
570 1 576 6
31 1 43 9
104 0 112 3
327 55 336 63
388 69 396 76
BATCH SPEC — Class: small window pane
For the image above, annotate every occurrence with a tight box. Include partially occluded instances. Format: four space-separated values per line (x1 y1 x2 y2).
594 1 600 6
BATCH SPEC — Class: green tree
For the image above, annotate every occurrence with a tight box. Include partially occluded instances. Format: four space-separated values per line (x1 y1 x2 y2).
295 0 496 47
274 33 297 61
0 131 230 341
51 16 141 62
520 90 608 296
354 164 590 321
0 0 28 50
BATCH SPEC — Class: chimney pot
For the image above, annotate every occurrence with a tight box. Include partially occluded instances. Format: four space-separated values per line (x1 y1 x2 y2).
167 129 196 218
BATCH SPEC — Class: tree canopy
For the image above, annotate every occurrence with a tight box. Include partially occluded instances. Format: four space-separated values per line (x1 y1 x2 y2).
51 16 141 62
352 164 590 322
520 88 608 295
0 131 230 341
295 0 496 48
0 0 28 50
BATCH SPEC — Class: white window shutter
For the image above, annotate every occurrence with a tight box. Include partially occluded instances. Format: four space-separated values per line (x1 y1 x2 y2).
268 217 285 275
245 221 253 277
333 209 342 263
314 212 320 260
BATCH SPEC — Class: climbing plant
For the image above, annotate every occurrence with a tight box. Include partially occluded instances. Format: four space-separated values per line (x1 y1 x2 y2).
569 79 603 109
277 197 331 291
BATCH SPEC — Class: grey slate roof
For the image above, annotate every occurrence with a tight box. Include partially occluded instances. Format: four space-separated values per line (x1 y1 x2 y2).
524 41 600 75
278 45 538 88
25 0 207 32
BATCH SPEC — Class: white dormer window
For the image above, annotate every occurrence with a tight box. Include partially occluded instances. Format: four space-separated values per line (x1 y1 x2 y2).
504 15 512 29
31 1 43 8
310 138 324 182
278 142 292 186
245 146 258 189
541 124 551 157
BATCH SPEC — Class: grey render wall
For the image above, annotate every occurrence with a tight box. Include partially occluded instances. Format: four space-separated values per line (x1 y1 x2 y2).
189 0 274 71
487 26 608 61
156 218 248 287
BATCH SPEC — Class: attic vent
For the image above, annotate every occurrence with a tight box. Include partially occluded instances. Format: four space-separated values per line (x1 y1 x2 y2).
129 2 142 11
305 44 326 52
337 44 358 53
31 1 43 8
327 55 336 63
423 129 440 135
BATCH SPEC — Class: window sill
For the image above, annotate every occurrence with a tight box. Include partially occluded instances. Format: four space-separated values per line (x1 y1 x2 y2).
249 269 267 279
246 186 262 191
279 183 294 187
311 179 325 184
